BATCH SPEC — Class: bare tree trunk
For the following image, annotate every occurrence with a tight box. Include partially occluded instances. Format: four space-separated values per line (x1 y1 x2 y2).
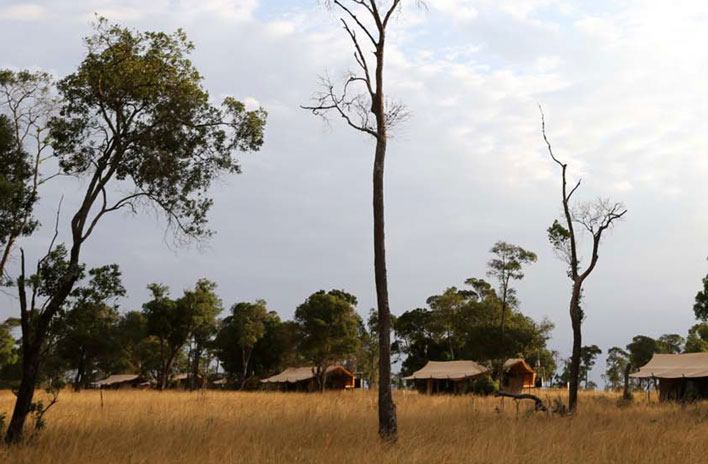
568 284 582 411
497 289 508 389
374 135 397 441
190 343 202 391
73 347 86 392
623 362 632 400
240 347 251 390
5 339 41 443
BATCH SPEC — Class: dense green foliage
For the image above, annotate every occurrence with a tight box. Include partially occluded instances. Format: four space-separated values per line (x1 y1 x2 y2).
295 290 360 391
394 279 555 381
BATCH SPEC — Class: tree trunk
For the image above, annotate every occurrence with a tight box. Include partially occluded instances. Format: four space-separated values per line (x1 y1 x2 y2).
320 367 328 393
190 344 201 391
497 292 508 390
73 348 86 392
5 341 41 444
568 283 582 412
160 354 175 391
623 362 632 400
240 347 251 390
374 136 397 441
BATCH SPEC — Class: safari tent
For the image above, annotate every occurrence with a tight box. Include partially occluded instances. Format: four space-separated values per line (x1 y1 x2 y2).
503 358 537 393
260 365 356 392
93 374 150 390
630 353 708 401
403 360 490 394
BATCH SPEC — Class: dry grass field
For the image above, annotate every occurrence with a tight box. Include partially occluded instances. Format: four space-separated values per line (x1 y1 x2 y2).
1 389 707 463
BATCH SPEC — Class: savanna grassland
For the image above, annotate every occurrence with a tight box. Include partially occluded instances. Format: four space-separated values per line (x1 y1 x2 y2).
1 389 707 464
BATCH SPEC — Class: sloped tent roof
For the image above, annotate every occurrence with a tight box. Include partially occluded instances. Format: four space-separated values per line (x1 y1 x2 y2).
93 374 144 386
261 365 354 383
403 360 490 380
504 358 535 374
630 353 708 379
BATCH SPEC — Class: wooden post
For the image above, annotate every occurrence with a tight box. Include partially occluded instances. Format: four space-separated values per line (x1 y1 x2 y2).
426 379 432 395
100 388 104 408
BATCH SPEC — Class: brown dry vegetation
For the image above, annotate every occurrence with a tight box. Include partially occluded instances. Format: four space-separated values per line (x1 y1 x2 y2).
1 389 707 463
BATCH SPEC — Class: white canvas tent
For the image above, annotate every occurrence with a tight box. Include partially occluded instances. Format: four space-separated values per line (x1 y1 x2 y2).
403 360 490 394
630 353 708 401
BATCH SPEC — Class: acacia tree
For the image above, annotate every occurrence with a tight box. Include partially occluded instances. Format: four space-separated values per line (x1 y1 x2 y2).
181 279 222 390
5 19 266 443
694 268 708 322
228 300 270 389
541 108 626 412
295 290 360 393
603 346 629 391
579 344 601 389
486 241 536 387
57 264 125 391
304 0 417 441
0 70 57 281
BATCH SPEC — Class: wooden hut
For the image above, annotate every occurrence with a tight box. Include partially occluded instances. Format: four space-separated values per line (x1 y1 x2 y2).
93 374 150 390
503 359 537 393
260 366 355 392
630 353 708 401
403 360 490 394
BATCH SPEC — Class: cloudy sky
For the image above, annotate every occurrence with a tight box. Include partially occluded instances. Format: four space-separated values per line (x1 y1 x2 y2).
1 0 708 383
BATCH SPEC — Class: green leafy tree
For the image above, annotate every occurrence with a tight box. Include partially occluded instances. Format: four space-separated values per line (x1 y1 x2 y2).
426 287 473 360
143 284 184 390
542 108 627 411
295 290 360 392
112 311 151 374
355 308 381 388
143 282 217 390
694 271 708 322
6 18 266 443
393 307 440 376
181 279 222 390
395 280 554 382
579 345 602 389
226 300 270 388
656 334 685 354
486 241 537 385
215 312 299 386
603 346 629 391
626 336 657 370
0 318 20 369
55 264 125 391
0 70 56 281
685 324 708 353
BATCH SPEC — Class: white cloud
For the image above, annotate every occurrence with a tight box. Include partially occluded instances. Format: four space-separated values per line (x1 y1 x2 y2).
3 0 708 386
0 3 46 21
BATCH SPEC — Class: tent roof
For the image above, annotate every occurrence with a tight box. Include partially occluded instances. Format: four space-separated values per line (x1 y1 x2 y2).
403 360 490 380
630 353 708 379
504 358 535 374
260 365 354 383
94 374 142 386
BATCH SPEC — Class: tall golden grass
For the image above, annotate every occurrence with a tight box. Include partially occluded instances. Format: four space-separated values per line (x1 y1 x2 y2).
1 388 707 463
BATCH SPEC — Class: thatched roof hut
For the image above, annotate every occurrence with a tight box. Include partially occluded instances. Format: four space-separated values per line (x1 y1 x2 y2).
503 358 537 393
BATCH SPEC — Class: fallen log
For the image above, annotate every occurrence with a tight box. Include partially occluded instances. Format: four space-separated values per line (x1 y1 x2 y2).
494 391 548 412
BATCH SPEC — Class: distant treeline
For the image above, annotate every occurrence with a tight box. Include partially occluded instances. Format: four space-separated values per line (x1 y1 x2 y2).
0 267 558 391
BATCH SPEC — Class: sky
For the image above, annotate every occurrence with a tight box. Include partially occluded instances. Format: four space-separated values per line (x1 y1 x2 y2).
1 0 708 385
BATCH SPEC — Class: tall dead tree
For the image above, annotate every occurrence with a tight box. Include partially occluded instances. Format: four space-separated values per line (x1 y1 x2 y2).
0 70 57 281
304 0 416 442
541 107 627 412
